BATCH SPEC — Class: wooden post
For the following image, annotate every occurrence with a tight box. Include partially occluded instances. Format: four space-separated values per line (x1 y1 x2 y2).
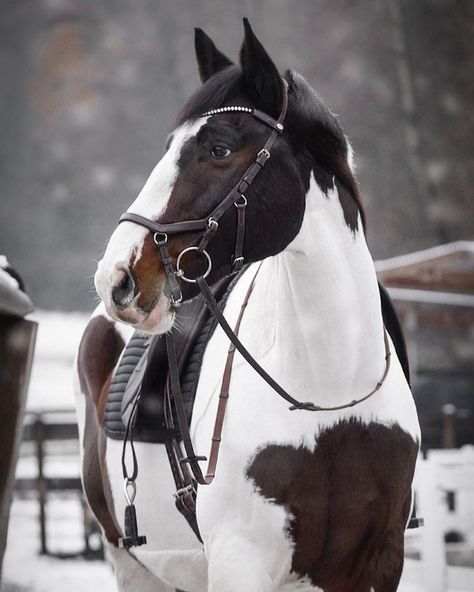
417 457 446 592
442 403 456 449
34 416 48 555
0 317 37 580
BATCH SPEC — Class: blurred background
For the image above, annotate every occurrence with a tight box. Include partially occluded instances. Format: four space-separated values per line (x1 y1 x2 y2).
1 0 473 309
0 1 473 591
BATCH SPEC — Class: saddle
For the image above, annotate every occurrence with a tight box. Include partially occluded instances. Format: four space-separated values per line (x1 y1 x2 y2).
104 269 247 443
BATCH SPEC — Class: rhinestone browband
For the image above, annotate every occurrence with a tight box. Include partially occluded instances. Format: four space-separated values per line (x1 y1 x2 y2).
200 105 284 133
201 106 253 117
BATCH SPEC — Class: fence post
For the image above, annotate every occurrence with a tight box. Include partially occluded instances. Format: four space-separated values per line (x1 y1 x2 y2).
34 416 47 555
417 457 446 592
0 317 37 580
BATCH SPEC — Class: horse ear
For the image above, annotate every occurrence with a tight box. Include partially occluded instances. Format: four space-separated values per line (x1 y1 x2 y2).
194 28 233 83
240 18 283 117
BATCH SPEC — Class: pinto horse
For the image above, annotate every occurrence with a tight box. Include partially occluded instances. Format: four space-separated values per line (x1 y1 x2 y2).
75 20 420 592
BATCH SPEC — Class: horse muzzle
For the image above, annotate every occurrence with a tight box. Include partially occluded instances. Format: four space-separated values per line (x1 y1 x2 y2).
94 261 175 333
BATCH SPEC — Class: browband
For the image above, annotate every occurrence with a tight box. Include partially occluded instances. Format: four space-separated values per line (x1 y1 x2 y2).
201 106 284 133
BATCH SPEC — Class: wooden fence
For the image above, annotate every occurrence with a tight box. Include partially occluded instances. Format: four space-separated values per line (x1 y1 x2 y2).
15 410 103 559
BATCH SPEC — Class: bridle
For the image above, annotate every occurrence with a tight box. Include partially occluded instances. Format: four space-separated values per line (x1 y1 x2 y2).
116 80 392 543
119 81 289 307
118 74 391 419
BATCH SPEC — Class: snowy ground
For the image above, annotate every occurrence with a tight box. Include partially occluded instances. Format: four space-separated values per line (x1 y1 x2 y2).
0 309 118 592
1 499 116 592
0 310 460 591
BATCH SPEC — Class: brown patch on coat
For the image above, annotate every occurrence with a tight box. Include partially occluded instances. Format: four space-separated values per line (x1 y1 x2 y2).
246 418 417 592
78 315 125 545
131 238 166 312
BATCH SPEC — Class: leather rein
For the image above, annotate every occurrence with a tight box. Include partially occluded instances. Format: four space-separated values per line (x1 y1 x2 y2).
117 81 392 538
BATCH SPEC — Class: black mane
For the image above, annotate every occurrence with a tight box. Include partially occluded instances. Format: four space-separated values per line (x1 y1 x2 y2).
177 67 366 232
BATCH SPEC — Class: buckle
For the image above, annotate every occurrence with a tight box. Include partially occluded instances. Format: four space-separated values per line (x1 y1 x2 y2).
174 484 195 499
207 217 219 231
232 256 244 271
170 293 183 308
179 455 207 464
256 148 271 165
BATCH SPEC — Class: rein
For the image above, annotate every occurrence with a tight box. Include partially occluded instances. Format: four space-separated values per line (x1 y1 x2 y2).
116 80 392 543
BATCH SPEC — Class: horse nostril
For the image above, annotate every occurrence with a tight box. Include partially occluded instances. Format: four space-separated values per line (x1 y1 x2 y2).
111 268 136 309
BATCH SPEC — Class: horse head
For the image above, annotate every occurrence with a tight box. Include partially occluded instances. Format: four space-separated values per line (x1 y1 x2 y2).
94 19 361 333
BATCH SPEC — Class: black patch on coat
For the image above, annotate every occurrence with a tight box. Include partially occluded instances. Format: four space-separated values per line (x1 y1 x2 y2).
246 418 417 592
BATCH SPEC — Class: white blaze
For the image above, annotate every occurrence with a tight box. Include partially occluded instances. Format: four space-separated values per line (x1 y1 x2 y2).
95 118 208 308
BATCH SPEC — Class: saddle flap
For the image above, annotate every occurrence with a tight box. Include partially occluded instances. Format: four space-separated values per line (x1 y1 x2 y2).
120 340 152 429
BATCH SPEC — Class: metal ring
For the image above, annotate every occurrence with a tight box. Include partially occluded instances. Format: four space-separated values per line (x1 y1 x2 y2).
153 232 168 245
234 194 247 208
123 479 136 505
176 247 212 284
207 217 219 230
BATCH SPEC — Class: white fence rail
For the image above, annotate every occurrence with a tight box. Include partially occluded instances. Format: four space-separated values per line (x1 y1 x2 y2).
407 446 474 592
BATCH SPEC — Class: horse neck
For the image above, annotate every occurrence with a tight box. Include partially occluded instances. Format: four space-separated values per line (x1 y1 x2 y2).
253 173 386 404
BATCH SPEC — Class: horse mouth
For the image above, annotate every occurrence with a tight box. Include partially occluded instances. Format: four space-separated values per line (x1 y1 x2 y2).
111 291 175 334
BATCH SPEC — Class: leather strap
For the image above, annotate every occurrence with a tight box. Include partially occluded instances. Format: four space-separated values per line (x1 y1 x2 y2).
196 274 392 413
154 235 183 307
165 265 261 486
167 265 391 491
232 197 246 271
164 440 202 542
120 211 208 235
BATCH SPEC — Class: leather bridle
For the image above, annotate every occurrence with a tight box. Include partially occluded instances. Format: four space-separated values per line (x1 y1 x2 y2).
116 81 392 539
119 80 289 307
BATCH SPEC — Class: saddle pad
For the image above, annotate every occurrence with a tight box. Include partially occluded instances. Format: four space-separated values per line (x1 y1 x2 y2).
103 269 247 443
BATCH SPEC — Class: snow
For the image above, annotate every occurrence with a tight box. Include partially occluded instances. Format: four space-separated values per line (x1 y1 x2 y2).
1 499 117 592
26 309 90 412
0 310 459 591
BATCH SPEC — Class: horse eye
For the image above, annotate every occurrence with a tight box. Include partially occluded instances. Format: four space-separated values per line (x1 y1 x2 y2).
210 146 231 159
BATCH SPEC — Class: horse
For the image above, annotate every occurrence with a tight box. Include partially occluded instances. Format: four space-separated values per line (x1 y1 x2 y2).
74 19 421 592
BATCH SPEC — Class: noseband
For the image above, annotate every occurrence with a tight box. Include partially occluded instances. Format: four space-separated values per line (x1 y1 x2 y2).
119 80 289 307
